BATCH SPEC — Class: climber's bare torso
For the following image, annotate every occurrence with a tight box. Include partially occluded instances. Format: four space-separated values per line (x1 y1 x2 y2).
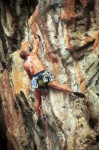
24 53 45 79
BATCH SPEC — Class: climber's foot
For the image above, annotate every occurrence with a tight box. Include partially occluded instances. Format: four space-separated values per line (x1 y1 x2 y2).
73 92 86 98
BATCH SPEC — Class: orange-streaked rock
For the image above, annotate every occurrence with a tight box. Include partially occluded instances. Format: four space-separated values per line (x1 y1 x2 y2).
0 0 99 150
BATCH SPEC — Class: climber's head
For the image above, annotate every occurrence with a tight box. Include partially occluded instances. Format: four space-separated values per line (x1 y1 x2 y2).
20 51 29 60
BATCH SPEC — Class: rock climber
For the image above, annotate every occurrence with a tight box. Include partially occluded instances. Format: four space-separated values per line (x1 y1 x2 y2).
20 35 85 123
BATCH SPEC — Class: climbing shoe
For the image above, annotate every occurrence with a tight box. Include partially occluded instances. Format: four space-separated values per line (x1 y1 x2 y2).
73 92 86 98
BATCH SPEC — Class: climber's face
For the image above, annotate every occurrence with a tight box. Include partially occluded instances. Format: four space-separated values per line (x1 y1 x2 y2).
25 51 30 56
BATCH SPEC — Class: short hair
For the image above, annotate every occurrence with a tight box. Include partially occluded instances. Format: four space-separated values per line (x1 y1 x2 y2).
20 51 27 60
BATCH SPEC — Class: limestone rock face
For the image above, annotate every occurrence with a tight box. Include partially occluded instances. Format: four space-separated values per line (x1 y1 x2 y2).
0 0 99 150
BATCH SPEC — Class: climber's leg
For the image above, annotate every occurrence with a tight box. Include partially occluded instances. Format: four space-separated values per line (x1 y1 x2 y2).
48 80 74 93
34 89 42 119
48 80 85 98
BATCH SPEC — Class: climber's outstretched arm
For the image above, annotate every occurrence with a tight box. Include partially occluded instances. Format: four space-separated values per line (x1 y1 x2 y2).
31 35 39 54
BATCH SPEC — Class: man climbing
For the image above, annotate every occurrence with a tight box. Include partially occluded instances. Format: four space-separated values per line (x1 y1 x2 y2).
20 35 85 123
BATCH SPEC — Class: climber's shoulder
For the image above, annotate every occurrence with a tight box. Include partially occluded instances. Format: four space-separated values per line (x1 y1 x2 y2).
24 62 29 71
